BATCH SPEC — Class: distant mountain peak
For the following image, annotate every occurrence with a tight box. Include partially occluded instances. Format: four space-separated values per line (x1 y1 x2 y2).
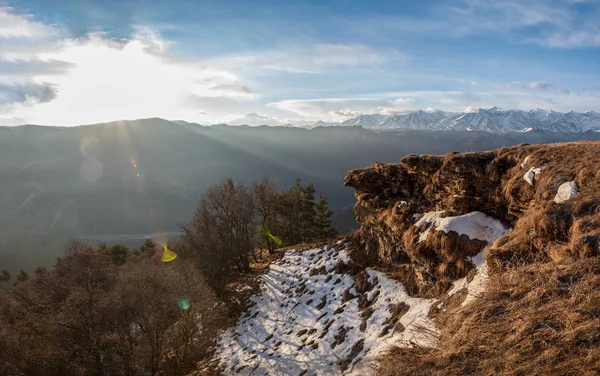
227 113 314 127
221 108 600 133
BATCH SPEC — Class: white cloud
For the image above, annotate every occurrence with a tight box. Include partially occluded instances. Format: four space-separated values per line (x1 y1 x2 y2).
453 0 600 48
267 97 418 121
211 44 400 74
365 0 600 48
269 98 382 120
0 6 58 38
502 81 551 90
529 81 549 90
267 88 600 121
538 24 600 47
394 98 417 106
459 78 478 86
0 9 259 125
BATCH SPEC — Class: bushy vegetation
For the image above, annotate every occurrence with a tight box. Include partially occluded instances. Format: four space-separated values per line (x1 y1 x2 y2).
0 239 226 376
0 176 337 374
182 177 337 294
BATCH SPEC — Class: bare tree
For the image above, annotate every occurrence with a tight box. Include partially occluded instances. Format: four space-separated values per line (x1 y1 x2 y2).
183 178 256 294
253 177 280 255
0 242 225 376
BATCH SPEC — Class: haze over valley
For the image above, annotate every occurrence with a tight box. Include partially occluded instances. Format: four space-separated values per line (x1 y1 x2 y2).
3 118 600 273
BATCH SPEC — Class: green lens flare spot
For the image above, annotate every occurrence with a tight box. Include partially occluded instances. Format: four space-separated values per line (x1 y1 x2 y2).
178 298 190 310
260 226 282 246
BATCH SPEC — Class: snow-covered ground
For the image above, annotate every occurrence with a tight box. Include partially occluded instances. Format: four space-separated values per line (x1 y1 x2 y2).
217 211 509 375
217 246 436 375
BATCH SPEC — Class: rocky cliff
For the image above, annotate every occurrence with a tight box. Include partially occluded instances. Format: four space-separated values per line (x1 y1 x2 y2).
344 141 600 296
344 141 600 374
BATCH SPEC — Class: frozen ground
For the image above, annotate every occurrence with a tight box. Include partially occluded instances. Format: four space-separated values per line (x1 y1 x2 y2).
217 245 436 375
216 211 509 375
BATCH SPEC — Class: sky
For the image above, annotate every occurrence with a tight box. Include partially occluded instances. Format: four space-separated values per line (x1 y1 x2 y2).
0 0 599 126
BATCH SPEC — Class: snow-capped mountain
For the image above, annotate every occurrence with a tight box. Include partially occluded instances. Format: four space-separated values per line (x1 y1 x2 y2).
226 113 313 127
227 113 287 126
437 107 536 132
378 109 450 130
312 120 341 127
338 114 387 128
224 109 600 133
436 108 600 133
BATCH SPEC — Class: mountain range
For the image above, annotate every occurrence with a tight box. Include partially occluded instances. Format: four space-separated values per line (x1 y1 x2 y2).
226 108 600 133
5 117 600 275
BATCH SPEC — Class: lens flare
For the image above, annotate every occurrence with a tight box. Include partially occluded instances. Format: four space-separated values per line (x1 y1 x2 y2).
178 298 190 310
260 226 282 246
161 244 178 262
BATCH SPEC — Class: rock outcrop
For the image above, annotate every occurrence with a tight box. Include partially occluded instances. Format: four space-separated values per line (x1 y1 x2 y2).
344 141 600 296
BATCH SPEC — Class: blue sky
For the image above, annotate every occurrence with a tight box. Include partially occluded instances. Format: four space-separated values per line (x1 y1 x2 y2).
1 0 599 125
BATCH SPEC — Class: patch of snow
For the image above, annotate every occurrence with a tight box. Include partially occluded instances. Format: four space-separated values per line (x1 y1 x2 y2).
416 211 507 243
415 211 445 227
447 251 491 306
216 246 436 375
523 167 542 185
521 155 530 169
236 285 252 292
217 212 511 374
554 181 578 203
445 216 509 306
399 200 408 206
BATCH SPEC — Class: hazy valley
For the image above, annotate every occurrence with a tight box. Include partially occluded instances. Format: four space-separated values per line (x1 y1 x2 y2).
3 118 600 274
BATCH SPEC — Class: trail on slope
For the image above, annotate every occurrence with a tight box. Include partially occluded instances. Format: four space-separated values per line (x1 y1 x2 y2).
217 244 436 376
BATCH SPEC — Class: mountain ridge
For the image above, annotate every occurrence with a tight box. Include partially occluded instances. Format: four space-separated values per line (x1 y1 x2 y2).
225 108 600 133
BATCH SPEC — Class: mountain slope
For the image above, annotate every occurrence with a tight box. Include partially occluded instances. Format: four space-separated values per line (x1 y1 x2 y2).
344 141 600 375
339 114 387 128
377 110 449 130
215 244 437 375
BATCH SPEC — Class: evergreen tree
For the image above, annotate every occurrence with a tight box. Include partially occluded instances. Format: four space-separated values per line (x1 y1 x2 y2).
314 193 337 240
300 182 317 241
140 239 156 251
0 269 10 283
138 238 157 256
16 269 29 283
279 179 304 245
105 244 129 265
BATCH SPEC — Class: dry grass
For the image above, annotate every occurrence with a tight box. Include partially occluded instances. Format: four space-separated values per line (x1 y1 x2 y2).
379 257 600 376
347 141 600 286
344 142 600 374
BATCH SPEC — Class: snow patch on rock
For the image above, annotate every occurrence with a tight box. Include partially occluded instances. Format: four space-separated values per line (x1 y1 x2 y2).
445 216 509 306
554 181 578 203
523 167 542 185
521 155 530 169
416 211 507 243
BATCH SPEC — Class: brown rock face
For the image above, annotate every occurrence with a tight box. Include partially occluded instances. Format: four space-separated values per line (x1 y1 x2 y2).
344 141 600 296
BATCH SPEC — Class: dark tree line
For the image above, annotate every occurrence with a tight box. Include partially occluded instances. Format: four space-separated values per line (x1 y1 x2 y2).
0 176 338 374
182 177 337 294
0 240 226 376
